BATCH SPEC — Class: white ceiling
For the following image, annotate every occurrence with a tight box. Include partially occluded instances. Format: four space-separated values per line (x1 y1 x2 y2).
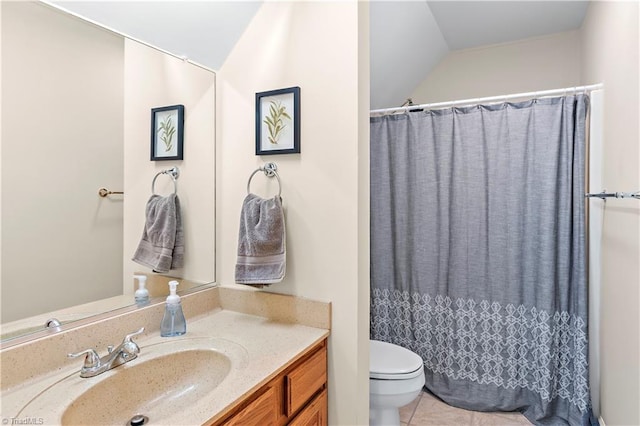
48 1 263 70
46 1 590 109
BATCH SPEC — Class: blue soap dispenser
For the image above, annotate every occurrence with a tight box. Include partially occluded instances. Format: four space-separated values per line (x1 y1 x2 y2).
160 280 186 337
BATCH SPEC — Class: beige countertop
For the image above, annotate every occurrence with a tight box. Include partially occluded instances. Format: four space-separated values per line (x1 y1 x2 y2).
0 286 330 425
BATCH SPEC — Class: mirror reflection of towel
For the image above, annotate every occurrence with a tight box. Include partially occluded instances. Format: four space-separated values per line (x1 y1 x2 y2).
132 194 184 273
235 194 286 285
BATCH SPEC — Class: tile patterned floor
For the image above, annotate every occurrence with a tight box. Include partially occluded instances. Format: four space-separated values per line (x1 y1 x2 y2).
400 391 532 426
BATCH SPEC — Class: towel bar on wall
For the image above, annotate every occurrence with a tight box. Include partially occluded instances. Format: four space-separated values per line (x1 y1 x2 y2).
98 188 124 198
585 190 640 200
247 162 282 198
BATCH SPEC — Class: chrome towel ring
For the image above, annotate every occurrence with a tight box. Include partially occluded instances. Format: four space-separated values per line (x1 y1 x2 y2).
247 162 282 198
152 167 180 196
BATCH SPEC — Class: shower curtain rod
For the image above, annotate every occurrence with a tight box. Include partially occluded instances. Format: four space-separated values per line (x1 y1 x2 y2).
370 83 603 115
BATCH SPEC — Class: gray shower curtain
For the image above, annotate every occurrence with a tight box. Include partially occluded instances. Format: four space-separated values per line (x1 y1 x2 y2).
370 95 595 425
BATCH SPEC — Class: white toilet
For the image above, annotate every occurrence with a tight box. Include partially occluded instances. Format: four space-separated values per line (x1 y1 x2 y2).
369 340 426 426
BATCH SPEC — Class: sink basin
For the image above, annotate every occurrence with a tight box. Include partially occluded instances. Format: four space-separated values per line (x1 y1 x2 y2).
62 349 230 425
17 337 248 426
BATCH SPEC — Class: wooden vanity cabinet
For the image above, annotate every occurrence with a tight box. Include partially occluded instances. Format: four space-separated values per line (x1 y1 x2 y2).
213 339 328 426
288 388 327 426
224 386 278 425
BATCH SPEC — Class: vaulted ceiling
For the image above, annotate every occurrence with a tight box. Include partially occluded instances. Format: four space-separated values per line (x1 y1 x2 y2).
370 1 589 108
47 1 589 110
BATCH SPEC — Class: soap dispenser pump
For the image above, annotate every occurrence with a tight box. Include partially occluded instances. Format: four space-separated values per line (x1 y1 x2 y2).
160 280 186 337
134 275 149 306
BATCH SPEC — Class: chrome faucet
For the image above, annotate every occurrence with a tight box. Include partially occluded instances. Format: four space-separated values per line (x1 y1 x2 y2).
67 327 145 378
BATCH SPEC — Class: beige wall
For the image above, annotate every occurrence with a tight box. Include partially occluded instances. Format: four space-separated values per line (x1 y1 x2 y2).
123 39 216 291
1 2 124 322
581 2 640 425
216 2 369 424
411 30 582 103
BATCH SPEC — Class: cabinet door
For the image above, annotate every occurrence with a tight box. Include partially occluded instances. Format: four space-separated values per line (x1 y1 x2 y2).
288 388 327 426
285 346 327 416
225 386 277 426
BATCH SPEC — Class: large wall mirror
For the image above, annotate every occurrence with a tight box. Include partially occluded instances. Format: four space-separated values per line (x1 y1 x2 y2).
1 1 216 343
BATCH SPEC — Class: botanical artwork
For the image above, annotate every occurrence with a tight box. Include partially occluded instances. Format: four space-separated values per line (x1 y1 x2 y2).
158 115 177 152
256 87 300 155
263 100 291 145
151 105 184 161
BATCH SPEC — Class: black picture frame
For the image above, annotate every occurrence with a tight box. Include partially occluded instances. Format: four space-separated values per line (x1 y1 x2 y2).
151 104 184 161
256 87 300 155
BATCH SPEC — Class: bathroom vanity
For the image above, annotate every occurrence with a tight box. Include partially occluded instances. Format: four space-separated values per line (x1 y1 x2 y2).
0 286 330 426
214 339 327 425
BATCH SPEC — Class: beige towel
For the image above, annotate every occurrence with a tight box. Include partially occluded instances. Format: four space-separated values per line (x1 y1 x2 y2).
132 194 184 273
235 194 286 285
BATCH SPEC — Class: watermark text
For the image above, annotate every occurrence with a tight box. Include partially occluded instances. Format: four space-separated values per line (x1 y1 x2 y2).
2 417 45 425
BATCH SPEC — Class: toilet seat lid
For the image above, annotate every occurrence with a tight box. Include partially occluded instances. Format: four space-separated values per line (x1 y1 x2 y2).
370 340 424 380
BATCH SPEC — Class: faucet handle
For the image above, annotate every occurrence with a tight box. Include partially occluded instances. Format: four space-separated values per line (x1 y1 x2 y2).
121 327 145 358
124 327 145 343
68 349 100 368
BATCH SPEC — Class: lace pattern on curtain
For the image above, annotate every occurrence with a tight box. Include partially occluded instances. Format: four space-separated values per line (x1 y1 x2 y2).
371 288 590 413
